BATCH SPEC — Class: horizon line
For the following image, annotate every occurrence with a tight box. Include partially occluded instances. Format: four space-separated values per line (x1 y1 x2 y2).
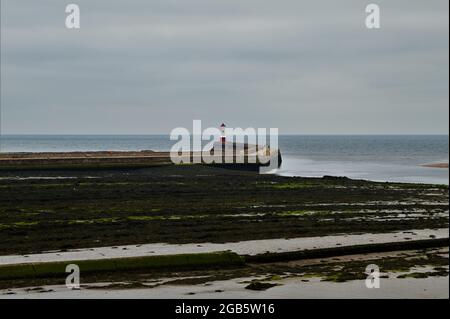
1 133 449 136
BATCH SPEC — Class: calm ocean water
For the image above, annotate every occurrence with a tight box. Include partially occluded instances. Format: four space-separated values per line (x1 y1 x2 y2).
1 135 448 184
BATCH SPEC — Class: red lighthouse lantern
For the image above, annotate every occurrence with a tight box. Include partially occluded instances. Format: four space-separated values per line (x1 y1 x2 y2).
220 123 226 144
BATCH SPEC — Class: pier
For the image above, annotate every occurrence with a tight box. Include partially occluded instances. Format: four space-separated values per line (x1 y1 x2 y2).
0 145 282 170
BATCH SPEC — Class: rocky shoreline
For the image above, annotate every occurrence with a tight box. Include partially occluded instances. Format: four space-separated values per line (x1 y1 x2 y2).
0 164 448 295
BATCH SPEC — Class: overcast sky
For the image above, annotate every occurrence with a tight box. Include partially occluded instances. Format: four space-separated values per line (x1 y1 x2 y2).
1 0 448 134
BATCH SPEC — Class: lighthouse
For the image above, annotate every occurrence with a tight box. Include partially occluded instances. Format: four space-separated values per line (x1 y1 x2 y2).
220 123 226 144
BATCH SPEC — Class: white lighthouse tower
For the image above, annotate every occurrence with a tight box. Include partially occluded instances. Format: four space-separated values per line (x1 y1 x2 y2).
220 123 226 144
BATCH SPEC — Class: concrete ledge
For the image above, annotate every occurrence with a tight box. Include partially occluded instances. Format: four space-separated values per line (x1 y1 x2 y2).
0 149 282 170
245 238 449 263
0 251 244 280
1 239 446 280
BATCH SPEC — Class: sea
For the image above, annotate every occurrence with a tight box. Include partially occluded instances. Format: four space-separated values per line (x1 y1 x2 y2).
1 135 448 185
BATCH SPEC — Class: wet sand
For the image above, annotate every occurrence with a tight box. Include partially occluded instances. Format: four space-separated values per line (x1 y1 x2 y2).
2 277 448 299
7 277 443 299
0 228 447 266
1 237 448 298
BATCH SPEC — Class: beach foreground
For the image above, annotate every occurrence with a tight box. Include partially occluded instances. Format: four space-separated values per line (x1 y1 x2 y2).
0 164 448 298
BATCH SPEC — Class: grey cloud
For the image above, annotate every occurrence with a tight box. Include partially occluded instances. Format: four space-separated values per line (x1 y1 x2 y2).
1 0 448 134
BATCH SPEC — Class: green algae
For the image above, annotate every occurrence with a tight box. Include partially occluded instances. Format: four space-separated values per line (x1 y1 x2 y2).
0 165 448 256
0 251 244 280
